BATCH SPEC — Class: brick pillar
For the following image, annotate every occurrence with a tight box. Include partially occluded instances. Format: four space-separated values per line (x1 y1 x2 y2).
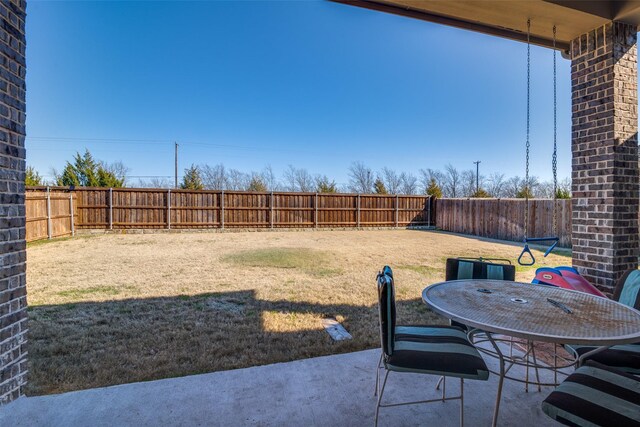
571 22 639 294
0 0 27 404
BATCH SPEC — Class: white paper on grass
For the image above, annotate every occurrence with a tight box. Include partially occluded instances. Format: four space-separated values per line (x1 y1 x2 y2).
322 318 353 341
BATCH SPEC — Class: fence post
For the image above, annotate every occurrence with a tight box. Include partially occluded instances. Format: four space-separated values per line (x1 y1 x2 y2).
314 193 318 228
69 192 75 237
108 188 113 230
428 196 432 228
270 192 274 229
220 190 225 230
394 194 399 228
46 186 52 239
167 189 171 230
357 194 361 228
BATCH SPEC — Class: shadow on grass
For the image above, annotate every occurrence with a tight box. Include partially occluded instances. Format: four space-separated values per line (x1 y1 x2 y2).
27 290 442 396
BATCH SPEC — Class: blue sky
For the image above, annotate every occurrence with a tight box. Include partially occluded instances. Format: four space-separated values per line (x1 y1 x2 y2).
26 0 571 186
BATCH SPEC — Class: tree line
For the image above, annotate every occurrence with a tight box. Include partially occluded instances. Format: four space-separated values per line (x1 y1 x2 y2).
26 150 571 198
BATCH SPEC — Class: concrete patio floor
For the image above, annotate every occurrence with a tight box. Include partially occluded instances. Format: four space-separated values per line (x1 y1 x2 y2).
1 347 559 427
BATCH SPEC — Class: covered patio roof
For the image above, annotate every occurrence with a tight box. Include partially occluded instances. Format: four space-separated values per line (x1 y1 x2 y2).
332 0 640 52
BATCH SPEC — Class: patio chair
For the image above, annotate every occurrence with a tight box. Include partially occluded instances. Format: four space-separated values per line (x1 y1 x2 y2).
445 257 515 330
541 361 640 427
374 266 489 427
564 268 640 374
445 257 516 282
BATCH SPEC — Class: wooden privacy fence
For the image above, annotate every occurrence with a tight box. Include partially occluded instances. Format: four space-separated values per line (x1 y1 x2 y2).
25 189 75 242
25 187 433 241
435 198 572 247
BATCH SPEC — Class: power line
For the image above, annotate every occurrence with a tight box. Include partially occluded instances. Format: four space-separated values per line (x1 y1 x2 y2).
25 135 311 154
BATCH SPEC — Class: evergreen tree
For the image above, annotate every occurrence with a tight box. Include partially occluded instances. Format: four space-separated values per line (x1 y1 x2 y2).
315 176 337 193
471 188 491 198
25 166 43 186
247 175 268 192
180 164 204 190
374 178 387 194
555 188 571 199
56 150 125 187
426 178 443 198
516 186 535 199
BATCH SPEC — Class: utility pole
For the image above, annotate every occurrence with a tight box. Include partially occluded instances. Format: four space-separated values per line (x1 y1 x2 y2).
473 160 481 193
174 142 178 189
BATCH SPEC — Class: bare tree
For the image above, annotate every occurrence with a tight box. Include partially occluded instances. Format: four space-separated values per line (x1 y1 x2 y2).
443 164 461 198
505 176 523 198
260 165 280 191
505 175 540 197
227 169 250 190
381 167 403 194
201 164 227 190
348 162 373 193
104 161 129 186
400 172 418 195
461 170 476 197
283 165 314 192
136 177 172 188
486 173 506 197
537 181 555 198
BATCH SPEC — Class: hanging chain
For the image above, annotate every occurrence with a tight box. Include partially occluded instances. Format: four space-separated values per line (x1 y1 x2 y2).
552 25 558 236
524 19 531 238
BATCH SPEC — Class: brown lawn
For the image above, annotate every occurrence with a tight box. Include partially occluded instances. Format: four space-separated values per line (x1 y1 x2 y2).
25 229 571 395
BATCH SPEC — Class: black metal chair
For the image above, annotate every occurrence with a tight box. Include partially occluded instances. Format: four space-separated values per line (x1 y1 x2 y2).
541 361 640 427
445 257 516 282
564 268 640 374
374 266 489 427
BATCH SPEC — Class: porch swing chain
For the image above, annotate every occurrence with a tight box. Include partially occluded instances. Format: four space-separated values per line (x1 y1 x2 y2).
525 19 531 238
552 25 558 237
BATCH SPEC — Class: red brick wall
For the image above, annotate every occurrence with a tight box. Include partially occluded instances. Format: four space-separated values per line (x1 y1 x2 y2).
571 22 639 294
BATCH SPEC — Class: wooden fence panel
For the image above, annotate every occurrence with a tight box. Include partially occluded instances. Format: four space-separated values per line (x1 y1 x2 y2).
26 189 74 241
76 188 109 228
359 195 394 226
317 194 357 227
172 190 221 228
435 198 572 247
225 191 269 228
26 187 435 240
273 192 313 228
398 196 432 226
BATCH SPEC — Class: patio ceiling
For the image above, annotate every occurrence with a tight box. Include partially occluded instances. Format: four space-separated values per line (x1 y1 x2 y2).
332 0 640 52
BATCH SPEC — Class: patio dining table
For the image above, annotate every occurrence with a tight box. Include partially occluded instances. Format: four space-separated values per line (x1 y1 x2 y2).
422 279 640 427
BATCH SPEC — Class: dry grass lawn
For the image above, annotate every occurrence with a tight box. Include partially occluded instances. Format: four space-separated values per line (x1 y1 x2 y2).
26 229 571 395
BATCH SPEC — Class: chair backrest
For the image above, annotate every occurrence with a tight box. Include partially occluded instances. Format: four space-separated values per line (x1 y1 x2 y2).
445 258 516 282
613 269 640 310
376 266 396 357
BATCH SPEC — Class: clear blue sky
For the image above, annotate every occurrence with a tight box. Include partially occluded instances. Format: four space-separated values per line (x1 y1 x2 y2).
26 0 571 186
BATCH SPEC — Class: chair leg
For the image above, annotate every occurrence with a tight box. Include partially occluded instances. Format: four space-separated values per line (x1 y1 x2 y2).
375 370 390 427
525 340 530 393
441 376 446 401
374 353 383 397
553 343 558 385
460 378 464 427
530 342 542 392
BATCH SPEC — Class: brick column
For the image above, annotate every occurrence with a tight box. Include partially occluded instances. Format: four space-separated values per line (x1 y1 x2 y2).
0 0 27 404
571 22 639 294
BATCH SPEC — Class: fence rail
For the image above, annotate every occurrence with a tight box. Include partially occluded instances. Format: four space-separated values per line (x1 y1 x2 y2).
26 187 433 241
435 198 572 247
